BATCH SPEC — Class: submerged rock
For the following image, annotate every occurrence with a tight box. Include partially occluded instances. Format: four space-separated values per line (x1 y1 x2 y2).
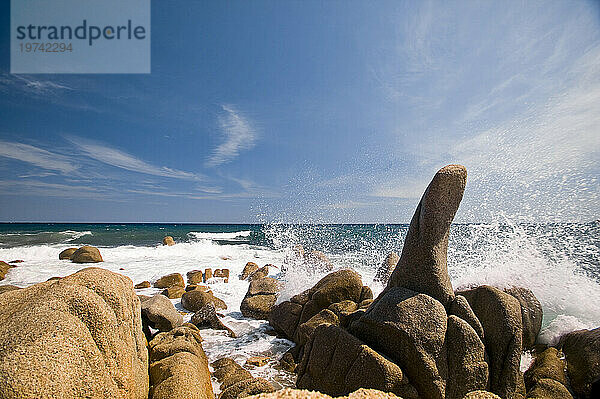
0 267 148 398
70 245 103 263
162 236 175 246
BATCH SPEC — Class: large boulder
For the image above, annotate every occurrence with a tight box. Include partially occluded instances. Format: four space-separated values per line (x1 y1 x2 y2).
162 236 175 246
350 287 450 399
558 327 600 398
59 247 78 260
148 324 213 399
141 294 183 332
524 348 570 398
241 262 260 280
154 273 185 289
0 267 148 398
241 277 280 320
505 287 543 349
212 358 274 399
385 165 466 308
269 269 364 342
181 289 227 312
373 252 400 285
297 324 418 398
71 246 103 263
459 286 525 399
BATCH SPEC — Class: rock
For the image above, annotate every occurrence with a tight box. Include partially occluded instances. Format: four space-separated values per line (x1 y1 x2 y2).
373 252 400 285
245 388 404 399
558 327 600 398
269 269 363 342
360 286 373 301
328 300 359 316
9 260 24 264
246 356 270 367
219 377 275 399
141 294 183 332
304 250 335 271
350 287 449 399
212 358 253 389
459 285 525 399
445 315 489 399
70 246 103 263
0 285 21 295
524 347 568 390
135 280 151 289
154 273 185 289
449 295 485 341
295 309 340 345
505 287 543 349
0 267 148 398
181 289 227 312
463 392 501 399
190 303 235 337
241 262 260 280
161 286 186 299
186 284 209 292
187 270 205 285
214 269 230 282
162 236 175 246
0 261 13 280
59 247 78 260
297 324 418 398
525 378 573 399
241 294 278 320
249 266 269 280
204 268 213 282
385 165 466 308
148 324 213 399
280 351 297 373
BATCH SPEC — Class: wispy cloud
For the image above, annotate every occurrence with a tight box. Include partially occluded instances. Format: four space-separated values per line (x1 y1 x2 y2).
67 136 204 181
0 74 72 94
206 105 257 167
0 140 78 174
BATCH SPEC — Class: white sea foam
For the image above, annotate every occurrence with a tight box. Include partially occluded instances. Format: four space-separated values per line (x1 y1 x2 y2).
188 231 252 241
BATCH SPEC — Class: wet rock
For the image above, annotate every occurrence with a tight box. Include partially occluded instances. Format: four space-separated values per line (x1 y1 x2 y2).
9 260 24 264
154 273 185 289
505 287 543 349
70 246 103 263
181 289 227 312
0 261 13 281
460 285 525 399
58 247 78 260
190 303 235 337
241 294 278 320
350 287 449 399
241 262 260 280
187 270 205 285
214 268 230 283
161 286 186 299
269 269 363 342
162 236 175 246
148 324 213 399
246 356 270 367
385 165 467 308
297 324 418 398
525 378 573 399
558 327 600 398
373 252 400 285
249 266 269 281
212 358 253 389
524 347 568 391
219 377 275 399
141 294 183 332
280 351 297 373
360 286 373 301
0 267 148 398
135 280 151 289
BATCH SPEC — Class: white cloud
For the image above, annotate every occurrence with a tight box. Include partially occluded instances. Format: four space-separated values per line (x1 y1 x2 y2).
206 105 257 167
0 74 72 94
0 141 78 174
67 136 204 180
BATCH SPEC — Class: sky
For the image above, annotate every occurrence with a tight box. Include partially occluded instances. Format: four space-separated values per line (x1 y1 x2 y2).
0 0 599 223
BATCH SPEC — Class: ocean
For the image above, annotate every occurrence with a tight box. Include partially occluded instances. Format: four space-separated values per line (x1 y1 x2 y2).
1 222 599 387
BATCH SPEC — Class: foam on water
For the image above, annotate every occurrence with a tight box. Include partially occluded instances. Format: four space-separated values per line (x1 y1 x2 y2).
188 231 252 241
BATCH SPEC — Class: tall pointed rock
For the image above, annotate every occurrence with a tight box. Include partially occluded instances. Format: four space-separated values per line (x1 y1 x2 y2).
386 164 467 307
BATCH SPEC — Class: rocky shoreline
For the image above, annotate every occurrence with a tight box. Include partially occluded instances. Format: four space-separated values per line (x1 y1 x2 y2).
0 165 598 399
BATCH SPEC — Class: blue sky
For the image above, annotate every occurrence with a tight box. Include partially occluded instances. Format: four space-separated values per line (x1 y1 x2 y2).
0 0 599 223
